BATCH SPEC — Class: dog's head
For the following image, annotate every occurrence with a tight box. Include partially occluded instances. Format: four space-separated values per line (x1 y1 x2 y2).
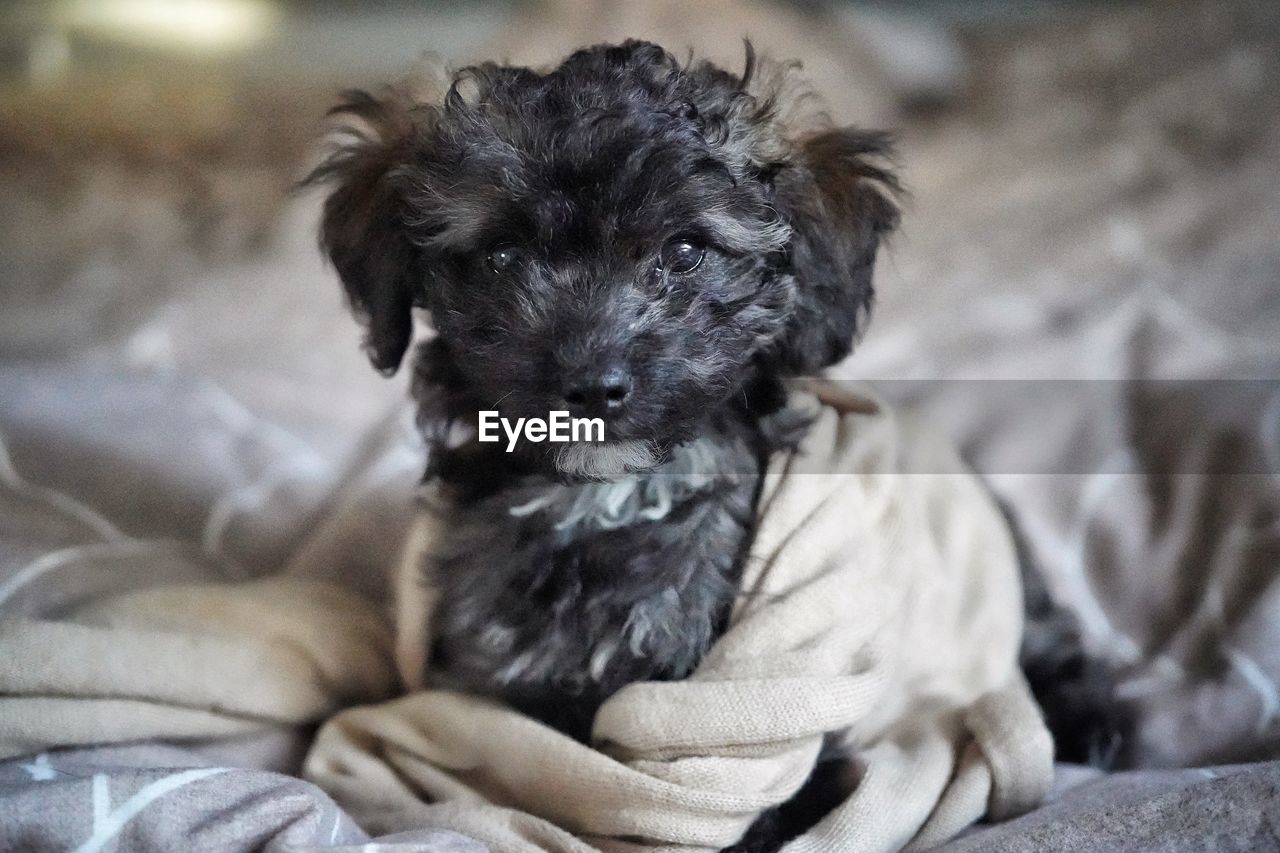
309 41 898 479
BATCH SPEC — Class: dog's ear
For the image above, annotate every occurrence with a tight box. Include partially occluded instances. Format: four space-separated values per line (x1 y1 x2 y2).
306 89 424 376
771 129 900 373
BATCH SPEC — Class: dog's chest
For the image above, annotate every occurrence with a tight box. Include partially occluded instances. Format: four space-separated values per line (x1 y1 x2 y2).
423 439 761 732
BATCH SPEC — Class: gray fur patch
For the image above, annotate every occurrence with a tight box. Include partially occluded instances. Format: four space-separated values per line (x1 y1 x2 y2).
511 437 729 533
550 440 660 481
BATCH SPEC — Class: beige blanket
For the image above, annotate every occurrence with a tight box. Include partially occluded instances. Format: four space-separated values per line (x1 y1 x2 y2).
0 577 398 760
0 383 1050 851
303 384 1053 852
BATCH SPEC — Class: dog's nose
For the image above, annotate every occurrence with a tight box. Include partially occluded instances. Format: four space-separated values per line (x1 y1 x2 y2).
561 365 632 418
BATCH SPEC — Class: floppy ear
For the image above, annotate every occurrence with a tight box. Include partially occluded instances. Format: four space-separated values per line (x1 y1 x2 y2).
306 90 423 376
772 128 900 373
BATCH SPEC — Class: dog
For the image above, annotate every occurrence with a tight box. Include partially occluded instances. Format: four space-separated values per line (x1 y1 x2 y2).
307 40 1122 849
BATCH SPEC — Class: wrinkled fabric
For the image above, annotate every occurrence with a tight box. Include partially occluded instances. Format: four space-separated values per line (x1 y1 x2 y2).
0 577 398 760
304 385 1054 852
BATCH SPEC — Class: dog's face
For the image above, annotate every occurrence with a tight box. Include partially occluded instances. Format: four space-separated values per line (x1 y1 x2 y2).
311 42 898 479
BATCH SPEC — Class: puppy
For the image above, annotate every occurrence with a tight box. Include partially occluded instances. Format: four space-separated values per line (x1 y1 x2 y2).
309 40 1119 848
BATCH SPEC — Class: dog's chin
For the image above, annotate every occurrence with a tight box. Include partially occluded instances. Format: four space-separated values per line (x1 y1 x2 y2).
550 440 662 482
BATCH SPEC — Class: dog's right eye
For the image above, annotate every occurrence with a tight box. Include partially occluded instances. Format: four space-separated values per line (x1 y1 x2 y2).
486 245 522 274
657 238 706 275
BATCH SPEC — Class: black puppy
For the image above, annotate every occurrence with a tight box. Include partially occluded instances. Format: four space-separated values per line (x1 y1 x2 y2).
310 40 896 730
309 40 1118 847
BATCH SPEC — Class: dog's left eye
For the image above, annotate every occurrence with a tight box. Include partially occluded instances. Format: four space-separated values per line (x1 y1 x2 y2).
657 238 705 275
486 245 523 274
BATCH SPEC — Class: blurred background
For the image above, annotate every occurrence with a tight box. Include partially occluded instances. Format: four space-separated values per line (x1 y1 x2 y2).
2 0 1277 366
2 0 1279 774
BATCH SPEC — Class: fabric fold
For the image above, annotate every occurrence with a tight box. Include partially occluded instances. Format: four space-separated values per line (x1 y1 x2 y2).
0 577 398 761
302 382 1054 851
0 382 1052 849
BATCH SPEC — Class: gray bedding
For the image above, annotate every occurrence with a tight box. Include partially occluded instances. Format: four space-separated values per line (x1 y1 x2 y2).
3 0 1280 849
3 745 1276 851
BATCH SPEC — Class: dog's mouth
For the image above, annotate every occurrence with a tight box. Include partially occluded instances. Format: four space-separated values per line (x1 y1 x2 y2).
550 440 662 481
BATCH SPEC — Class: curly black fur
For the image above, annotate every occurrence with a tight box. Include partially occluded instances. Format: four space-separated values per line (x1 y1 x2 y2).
306 38 896 719
307 40 1117 850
